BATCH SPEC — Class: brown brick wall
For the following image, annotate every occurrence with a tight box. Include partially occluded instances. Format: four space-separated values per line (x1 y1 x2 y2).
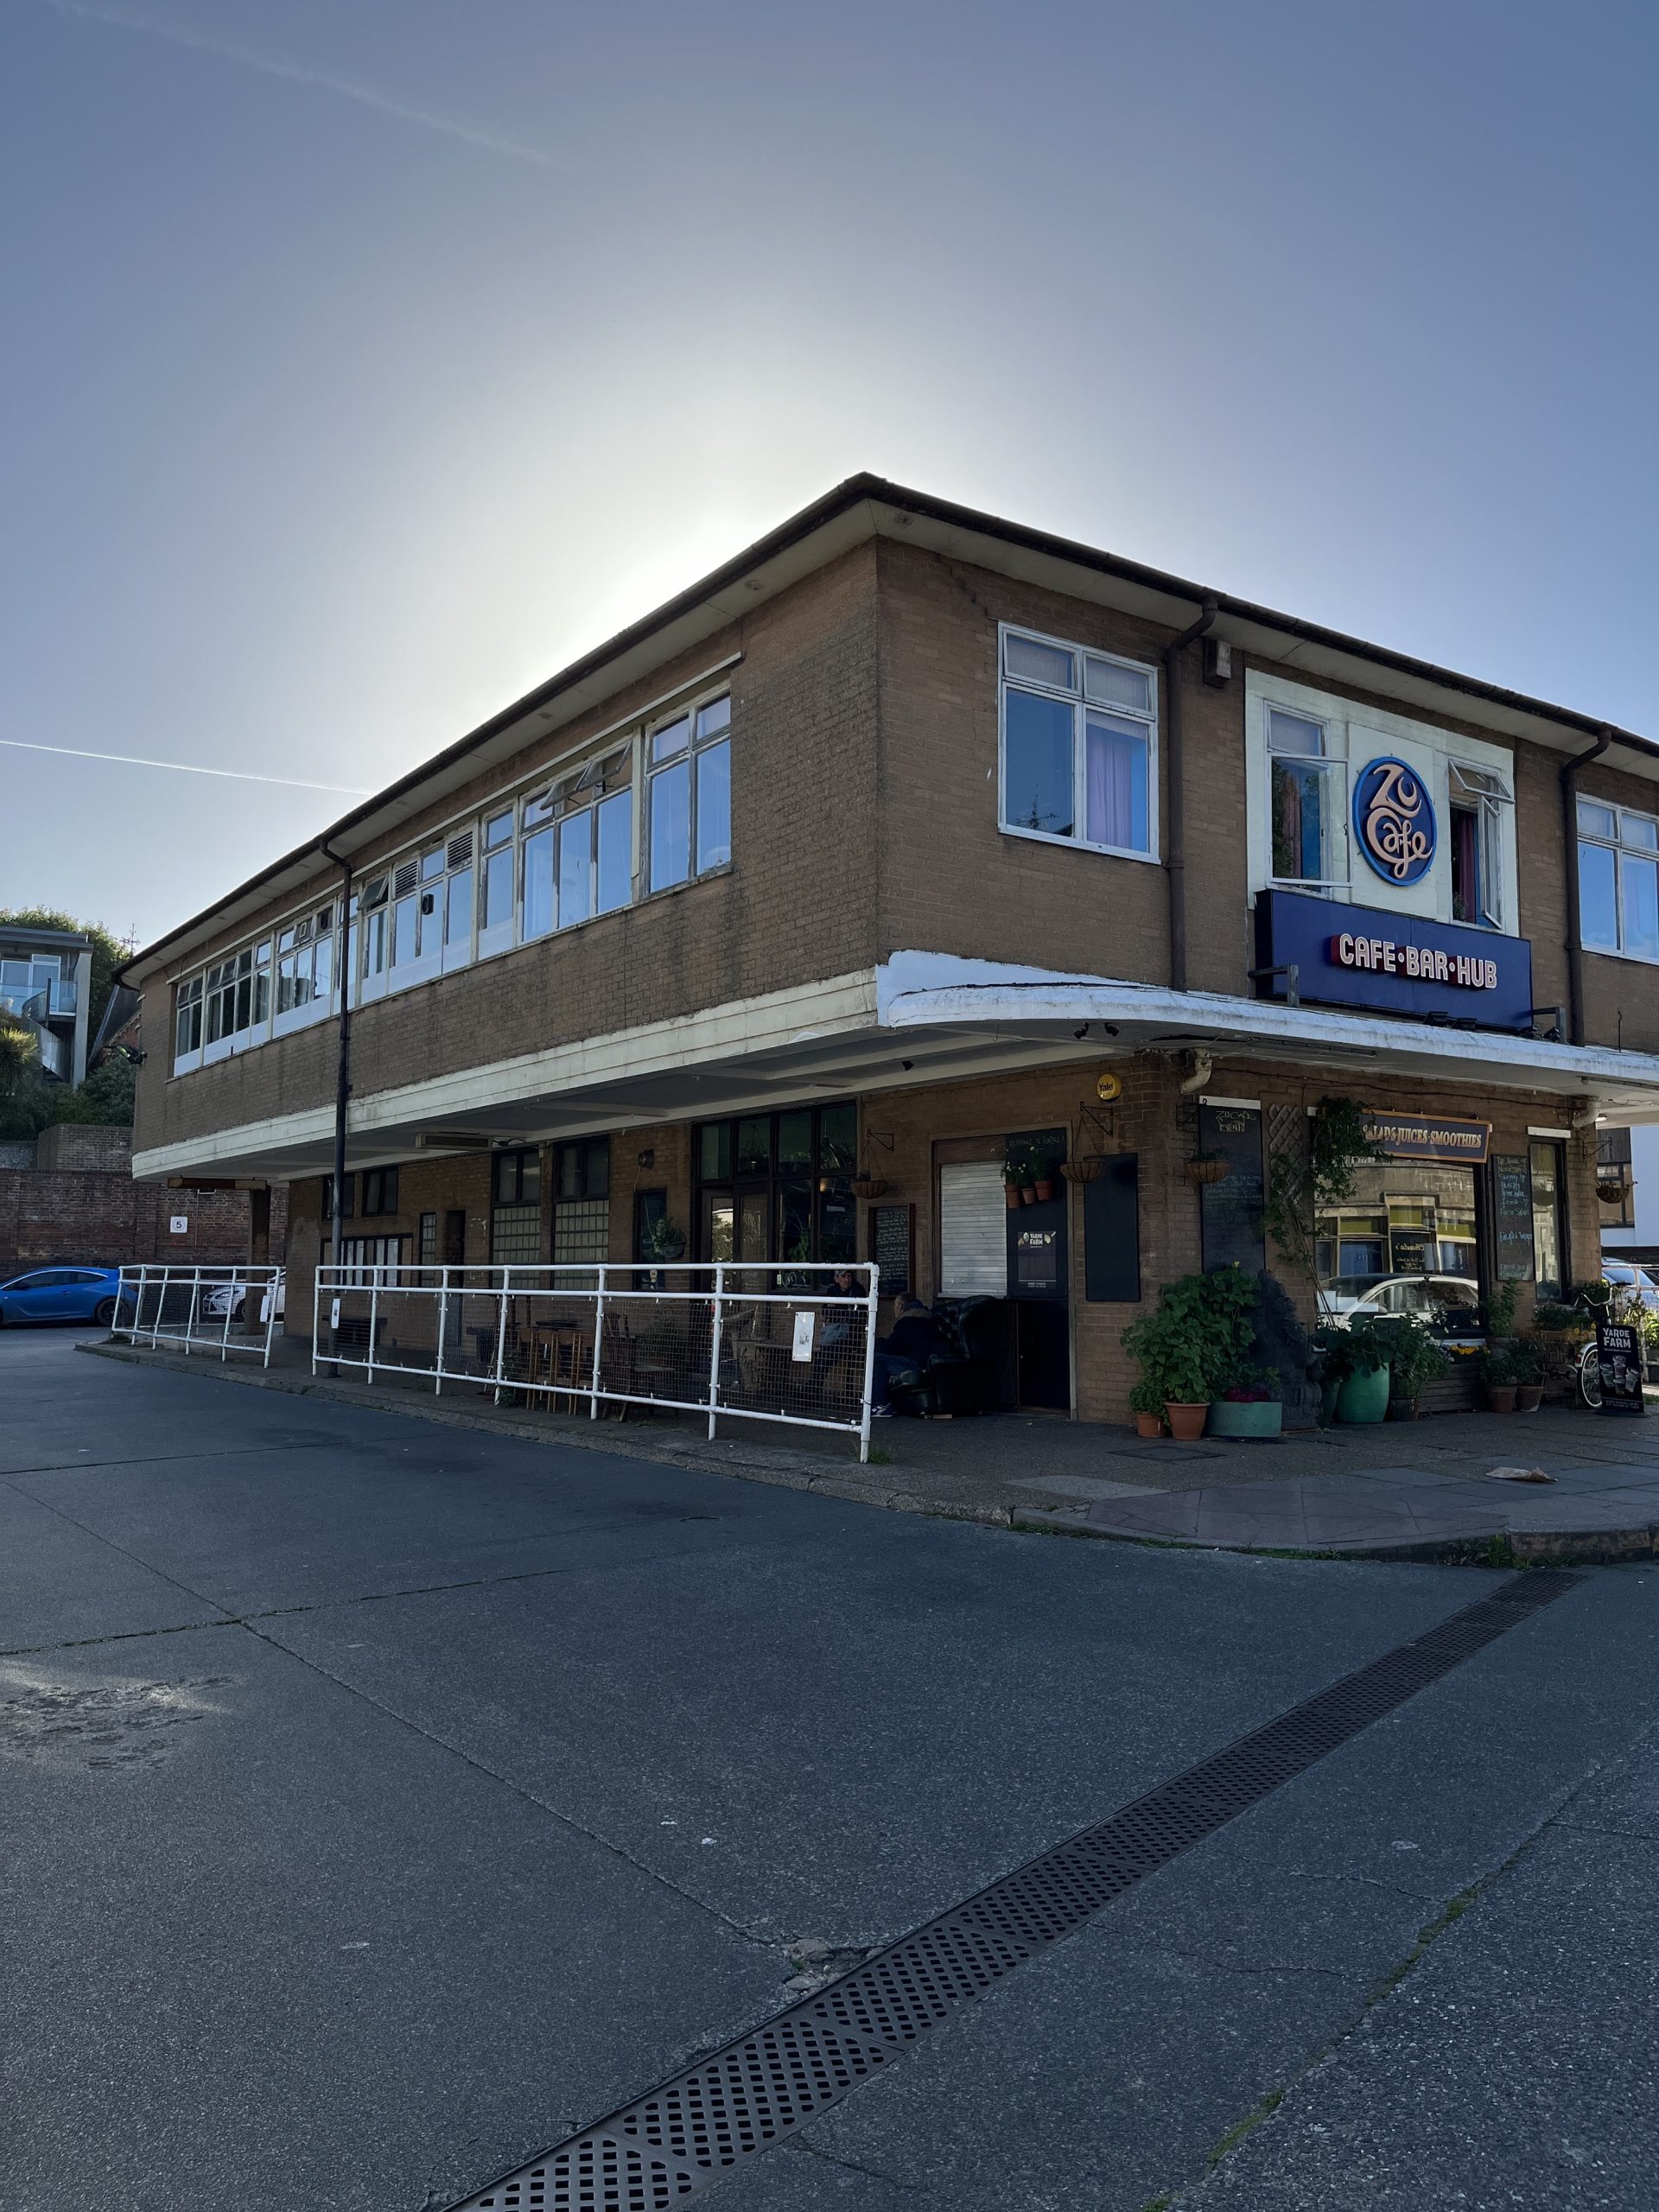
0 1171 287 1274
136 544 881 1159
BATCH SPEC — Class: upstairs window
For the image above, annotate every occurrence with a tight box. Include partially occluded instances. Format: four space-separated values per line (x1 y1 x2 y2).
648 693 731 893
480 812 516 931
174 975 203 1056
1580 799 1659 961
1000 628 1156 858
1267 708 1345 887
524 747 634 938
361 1166 399 1217
1448 762 1510 929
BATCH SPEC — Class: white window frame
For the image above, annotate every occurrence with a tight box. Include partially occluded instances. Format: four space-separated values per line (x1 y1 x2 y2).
1265 706 1349 893
1447 760 1512 932
644 688 732 896
997 624 1160 865
1578 798 1659 965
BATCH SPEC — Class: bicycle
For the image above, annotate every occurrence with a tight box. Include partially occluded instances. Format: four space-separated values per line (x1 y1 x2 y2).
1572 1282 1647 1409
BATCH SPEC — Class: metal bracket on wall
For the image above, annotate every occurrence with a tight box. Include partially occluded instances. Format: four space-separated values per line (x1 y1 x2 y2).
1248 961 1300 1006
1526 1006 1567 1043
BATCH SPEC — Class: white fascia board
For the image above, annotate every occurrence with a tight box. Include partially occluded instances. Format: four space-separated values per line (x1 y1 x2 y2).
133 969 879 1181
875 950 1659 1105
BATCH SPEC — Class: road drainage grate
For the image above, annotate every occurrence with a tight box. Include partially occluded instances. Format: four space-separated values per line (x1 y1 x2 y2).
451 1570 1579 2210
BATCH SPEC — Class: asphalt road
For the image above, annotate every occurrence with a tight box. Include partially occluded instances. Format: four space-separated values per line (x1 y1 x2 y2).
3 1329 1656 2212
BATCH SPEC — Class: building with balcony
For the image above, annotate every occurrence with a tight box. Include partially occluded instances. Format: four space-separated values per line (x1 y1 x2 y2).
118 478 1659 1420
0 923 92 1087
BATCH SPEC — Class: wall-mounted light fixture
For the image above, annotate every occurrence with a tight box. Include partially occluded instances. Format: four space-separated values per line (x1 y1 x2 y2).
637 1147 655 1168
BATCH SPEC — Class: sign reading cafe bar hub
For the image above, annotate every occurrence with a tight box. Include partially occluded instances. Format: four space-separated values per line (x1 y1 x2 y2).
1254 889 1534 1033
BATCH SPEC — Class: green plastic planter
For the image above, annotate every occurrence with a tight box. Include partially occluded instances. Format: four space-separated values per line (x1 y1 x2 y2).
1207 1401 1283 1439
1335 1363 1391 1425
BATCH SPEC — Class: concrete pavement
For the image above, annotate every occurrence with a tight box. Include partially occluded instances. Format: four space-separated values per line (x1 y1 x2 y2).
6 1327 1659 2209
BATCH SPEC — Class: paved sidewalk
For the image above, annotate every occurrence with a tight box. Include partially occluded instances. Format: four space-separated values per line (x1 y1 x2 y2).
84 1338 1659 1562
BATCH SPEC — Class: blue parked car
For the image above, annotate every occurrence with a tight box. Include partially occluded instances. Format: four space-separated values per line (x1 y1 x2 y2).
0 1265 123 1327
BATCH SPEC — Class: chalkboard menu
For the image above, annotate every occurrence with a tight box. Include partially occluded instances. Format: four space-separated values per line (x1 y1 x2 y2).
871 1204 912 1298
1491 1153 1535 1282
1199 1103 1266 1273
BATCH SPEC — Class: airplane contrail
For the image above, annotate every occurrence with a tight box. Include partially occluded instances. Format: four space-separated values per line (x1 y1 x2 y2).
0 738 371 795
46 0 556 167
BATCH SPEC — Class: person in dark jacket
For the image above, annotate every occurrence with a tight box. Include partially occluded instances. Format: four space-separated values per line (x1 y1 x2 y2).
871 1294 946 1414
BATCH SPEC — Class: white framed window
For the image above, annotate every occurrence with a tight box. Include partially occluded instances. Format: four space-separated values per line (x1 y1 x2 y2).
1448 762 1510 930
1267 707 1347 889
524 746 635 937
647 692 731 893
1579 798 1659 962
174 975 203 1061
999 626 1157 860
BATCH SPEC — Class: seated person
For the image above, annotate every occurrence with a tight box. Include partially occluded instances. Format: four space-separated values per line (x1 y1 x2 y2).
820 1267 861 1350
871 1294 948 1415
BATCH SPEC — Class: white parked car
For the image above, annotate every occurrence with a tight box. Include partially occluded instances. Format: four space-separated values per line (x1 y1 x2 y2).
1320 1274 1482 1330
201 1278 286 1323
1600 1262 1659 1314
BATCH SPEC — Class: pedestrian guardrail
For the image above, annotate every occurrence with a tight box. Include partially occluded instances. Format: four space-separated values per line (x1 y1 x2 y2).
113 1263 286 1367
311 1262 881 1459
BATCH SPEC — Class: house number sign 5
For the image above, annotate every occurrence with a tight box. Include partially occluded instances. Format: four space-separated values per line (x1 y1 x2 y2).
1353 757 1436 887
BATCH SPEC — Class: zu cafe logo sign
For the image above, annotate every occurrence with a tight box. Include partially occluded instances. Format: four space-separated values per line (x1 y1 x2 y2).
1353 756 1435 886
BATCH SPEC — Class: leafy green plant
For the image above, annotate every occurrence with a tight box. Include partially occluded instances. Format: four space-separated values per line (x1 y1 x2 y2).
1121 1266 1262 1406
1313 1317 1391 1383
1373 1315 1451 1399
1484 1277 1520 1338
1479 1344 1518 1387
1263 1095 1384 1281
1507 1338 1545 1386
1532 1300 1586 1332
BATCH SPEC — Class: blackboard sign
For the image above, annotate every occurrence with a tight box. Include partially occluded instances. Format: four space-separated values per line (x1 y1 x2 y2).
1199 1104 1265 1273
1491 1153 1535 1282
871 1204 912 1298
1389 1229 1430 1276
1595 1321 1645 1416
1084 1154 1140 1303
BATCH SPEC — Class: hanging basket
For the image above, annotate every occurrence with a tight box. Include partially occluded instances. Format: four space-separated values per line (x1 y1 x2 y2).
1596 1178 1628 1206
850 1173 890 1200
1185 1154 1231 1187
1060 1153 1109 1185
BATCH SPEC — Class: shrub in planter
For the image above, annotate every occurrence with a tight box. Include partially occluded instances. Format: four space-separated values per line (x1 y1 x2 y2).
1207 1370 1284 1439
1509 1337 1546 1411
1480 1344 1519 1413
1373 1315 1451 1417
1128 1376 1168 1438
1121 1266 1261 1437
1313 1319 1393 1425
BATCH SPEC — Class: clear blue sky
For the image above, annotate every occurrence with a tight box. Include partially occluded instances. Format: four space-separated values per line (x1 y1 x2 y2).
4 0 1656 948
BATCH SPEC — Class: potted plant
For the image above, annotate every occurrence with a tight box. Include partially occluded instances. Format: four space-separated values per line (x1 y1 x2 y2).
1128 1376 1167 1439
1510 1337 1545 1412
1001 1159 1023 1211
1313 1319 1392 1425
1373 1315 1451 1420
1481 1344 1519 1414
1122 1266 1261 1441
1033 1155 1057 1203
1207 1369 1284 1439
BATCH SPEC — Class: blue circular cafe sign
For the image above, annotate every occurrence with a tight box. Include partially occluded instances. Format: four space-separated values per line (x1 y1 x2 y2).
1353 756 1435 886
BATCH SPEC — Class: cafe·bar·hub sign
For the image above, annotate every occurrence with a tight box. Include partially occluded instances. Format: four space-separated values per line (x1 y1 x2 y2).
1254 889 1534 1032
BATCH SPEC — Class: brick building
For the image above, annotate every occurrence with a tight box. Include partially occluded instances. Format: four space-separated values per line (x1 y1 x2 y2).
0 1124 287 1274
118 477 1659 1421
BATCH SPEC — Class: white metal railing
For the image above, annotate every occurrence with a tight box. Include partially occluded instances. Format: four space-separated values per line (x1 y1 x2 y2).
113 1263 286 1366
312 1261 882 1460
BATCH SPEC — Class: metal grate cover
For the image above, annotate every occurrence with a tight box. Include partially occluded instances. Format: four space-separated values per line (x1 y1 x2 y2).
451 1571 1579 2210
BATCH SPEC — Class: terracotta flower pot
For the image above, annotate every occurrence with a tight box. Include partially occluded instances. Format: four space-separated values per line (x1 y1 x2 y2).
1004 1186 1021 1211
1134 1411 1165 1439
1165 1402 1209 1442
1033 1179 1055 1202
1516 1384 1544 1412
1020 1186 1037 1205
1485 1385 1518 1414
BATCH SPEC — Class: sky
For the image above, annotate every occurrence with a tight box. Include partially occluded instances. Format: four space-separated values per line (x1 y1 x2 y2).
3 0 1657 950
